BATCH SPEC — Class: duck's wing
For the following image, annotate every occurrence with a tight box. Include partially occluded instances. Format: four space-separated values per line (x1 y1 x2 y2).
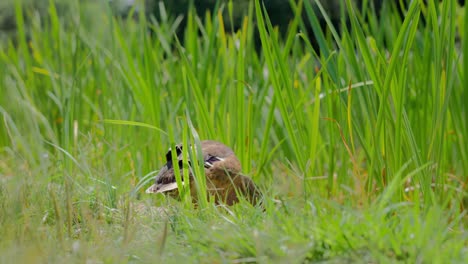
204 155 224 168
145 166 188 193
145 181 179 193
147 164 185 195
145 167 185 193
146 145 187 194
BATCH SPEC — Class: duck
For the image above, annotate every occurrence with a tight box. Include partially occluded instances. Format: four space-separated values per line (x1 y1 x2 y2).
145 140 261 206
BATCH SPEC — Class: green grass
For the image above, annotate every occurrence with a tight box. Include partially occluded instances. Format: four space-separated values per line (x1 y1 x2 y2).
0 0 467 262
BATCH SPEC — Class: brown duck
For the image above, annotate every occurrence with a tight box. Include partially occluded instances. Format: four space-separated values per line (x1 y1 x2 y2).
146 140 261 206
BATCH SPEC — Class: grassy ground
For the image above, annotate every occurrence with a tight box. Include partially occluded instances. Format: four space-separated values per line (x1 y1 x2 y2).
1 0 467 263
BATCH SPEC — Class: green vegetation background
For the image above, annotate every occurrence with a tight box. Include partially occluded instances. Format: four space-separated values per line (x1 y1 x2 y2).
0 0 467 263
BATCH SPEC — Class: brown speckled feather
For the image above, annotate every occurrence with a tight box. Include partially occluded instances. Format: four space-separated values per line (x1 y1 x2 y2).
146 140 261 206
